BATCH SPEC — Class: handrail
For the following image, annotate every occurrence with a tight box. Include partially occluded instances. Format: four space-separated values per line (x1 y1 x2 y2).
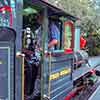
48 52 52 99
16 52 25 100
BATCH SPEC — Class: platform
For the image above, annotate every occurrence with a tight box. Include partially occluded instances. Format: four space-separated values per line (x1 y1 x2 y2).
88 84 100 100
95 65 100 71
88 56 100 68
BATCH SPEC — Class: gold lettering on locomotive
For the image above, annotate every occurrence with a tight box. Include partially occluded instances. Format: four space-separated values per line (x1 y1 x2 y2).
60 68 71 76
49 73 59 81
49 68 71 81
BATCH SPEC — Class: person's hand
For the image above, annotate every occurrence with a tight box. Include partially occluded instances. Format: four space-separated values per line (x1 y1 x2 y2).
35 47 42 52
48 39 58 49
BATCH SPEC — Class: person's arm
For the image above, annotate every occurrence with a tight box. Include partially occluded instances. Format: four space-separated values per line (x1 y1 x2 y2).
48 39 58 49
48 23 60 49
48 24 60 49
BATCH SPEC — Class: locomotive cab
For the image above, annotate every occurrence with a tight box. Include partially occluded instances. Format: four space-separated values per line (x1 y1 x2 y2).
22 0 97 100
22 0 81 100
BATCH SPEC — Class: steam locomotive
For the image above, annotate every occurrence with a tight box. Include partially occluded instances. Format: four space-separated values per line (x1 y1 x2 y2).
0 0 99 100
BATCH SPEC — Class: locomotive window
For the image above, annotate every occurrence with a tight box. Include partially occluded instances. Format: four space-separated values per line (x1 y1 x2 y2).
54 21 62 50
49 20 74 52
48 18 62 51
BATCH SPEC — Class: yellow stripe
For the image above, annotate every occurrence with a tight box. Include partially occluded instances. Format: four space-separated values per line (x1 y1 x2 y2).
48 52 51 98
22 57 25 100
49 68 71 81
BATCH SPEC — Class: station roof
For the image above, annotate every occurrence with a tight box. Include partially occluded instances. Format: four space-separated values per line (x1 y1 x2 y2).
31 0 79 21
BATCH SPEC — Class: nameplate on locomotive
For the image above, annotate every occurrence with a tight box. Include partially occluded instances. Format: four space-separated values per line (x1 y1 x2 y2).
49 68 71 81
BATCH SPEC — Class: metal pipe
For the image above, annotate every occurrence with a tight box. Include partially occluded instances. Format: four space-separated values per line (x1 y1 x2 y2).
48 52 51 99
16 52 25 100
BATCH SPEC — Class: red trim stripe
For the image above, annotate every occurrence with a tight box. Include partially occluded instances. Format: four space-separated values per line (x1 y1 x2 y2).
64 91 76 100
